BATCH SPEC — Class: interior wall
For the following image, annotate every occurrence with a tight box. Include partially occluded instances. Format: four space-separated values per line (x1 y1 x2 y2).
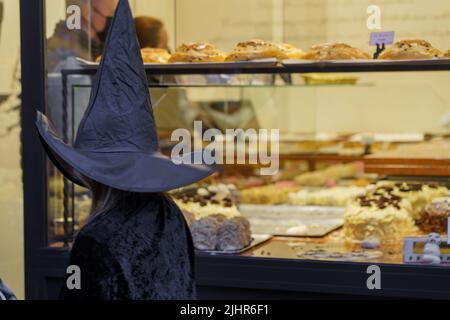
0 0 20 95
0 0 23 300
45 0 66 38
284 0 450 51
175 0 278 52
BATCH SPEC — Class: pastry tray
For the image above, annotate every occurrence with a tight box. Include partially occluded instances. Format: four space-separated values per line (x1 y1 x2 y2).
239 204 345 237
76 57 279 70
282 58 450 71
195 234 272 255
75 57 450 73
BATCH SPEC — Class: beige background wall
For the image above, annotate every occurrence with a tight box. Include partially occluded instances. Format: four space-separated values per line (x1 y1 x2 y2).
0 0 20 94
0 128 23 299
0 0 23 300
284 0 450 50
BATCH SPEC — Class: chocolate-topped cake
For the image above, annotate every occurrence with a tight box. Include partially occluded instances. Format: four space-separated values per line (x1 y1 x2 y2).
417 199 450 233
373 182 448 220
356 192 404 210
344 182 449 242
344 191 416 242
172 184 240 219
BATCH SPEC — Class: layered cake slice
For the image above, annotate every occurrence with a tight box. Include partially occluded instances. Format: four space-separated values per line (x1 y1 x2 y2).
344 192 416 242
217 216 252 251
190 214 252 251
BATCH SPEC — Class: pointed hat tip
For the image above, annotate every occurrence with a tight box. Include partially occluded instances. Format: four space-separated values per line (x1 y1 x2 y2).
74 0 157 153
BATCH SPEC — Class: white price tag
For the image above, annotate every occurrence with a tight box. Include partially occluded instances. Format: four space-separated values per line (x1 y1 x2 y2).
370 31 395 46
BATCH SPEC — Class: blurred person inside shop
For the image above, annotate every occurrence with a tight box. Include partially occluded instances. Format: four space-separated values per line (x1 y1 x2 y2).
134 16 169 51
133 16 259 134
47 0 119 72
133 16 207 133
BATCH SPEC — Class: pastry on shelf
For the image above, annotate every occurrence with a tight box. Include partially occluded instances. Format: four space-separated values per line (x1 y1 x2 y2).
168 42 227 63
140 48 171 63
417 198 450 233
288 186 366 207
445 49 450 58
302 73 358 85
172 184 240 219
278 42 305 59
367 139 450 159
190 214 252 251
240 184 299 205
337 141 366 156
378 39 443 60
281 140 339 154
302 43 371 60
96 48 171 63
348 178 372 188
350 132 425 143
294 162 362 186
221 175 266 189
279 132 340 142
225 39 304 61
344 192 416 242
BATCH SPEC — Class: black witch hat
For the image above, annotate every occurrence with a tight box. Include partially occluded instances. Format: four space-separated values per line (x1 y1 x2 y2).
36 0 216 192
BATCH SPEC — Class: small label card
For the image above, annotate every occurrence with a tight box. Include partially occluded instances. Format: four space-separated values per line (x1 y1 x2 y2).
370 31 395 46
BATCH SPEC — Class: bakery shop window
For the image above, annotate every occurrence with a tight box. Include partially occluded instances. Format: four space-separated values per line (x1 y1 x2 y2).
43 0 450 266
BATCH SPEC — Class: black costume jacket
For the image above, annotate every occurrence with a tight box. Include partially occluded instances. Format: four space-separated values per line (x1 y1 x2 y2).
60 194 196 300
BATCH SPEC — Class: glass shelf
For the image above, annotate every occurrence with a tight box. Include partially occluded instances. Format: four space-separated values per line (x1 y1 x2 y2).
62 58 450 77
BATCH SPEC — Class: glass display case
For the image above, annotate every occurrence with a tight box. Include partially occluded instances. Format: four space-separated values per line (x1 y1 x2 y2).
21 0 450 299
54 67 450 255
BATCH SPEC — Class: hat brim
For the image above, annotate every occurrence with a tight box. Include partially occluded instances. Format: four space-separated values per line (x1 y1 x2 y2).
36 112 217 192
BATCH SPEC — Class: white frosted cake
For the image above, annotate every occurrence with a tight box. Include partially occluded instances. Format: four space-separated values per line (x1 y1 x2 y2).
344 192 416 242
172 184 240 219
288 186 366 207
